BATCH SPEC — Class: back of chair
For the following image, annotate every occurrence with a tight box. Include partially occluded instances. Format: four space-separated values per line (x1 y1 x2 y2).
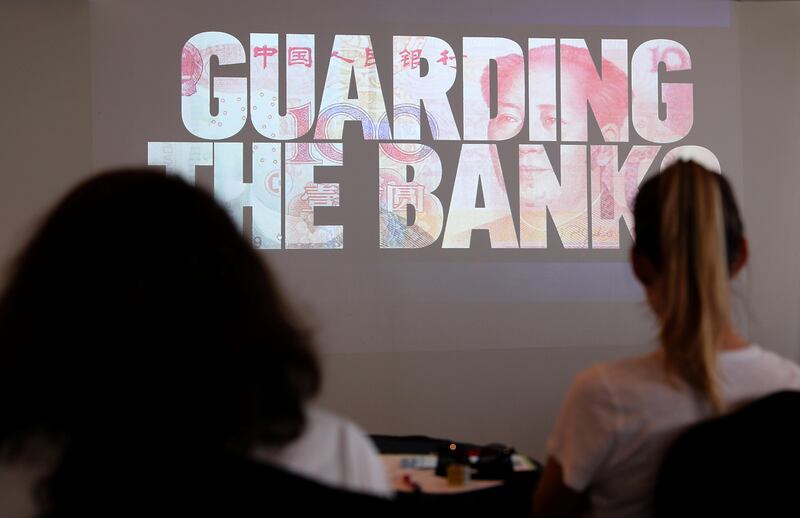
38 450 402 518
654 390 800 517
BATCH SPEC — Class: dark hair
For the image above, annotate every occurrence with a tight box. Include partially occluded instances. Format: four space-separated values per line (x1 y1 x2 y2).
0 170 320 459
633 160 744 412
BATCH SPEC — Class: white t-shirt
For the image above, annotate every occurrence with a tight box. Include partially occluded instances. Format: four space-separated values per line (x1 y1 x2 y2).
252 407 392 498
547 344 800 518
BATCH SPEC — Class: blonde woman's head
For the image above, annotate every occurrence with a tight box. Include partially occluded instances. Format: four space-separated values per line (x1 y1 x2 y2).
632 160 747 412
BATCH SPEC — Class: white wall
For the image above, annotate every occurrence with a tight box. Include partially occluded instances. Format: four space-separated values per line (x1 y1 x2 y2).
0 1 90 515
0 0 91 274
0 2 798 467
318 1 800 458
738 2 800 363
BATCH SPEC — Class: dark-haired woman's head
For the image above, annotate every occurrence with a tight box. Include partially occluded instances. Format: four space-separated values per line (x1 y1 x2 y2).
632 160 747 412
0 170 320 460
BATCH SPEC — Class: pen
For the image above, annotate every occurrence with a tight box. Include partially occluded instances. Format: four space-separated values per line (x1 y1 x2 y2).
403 474 421 492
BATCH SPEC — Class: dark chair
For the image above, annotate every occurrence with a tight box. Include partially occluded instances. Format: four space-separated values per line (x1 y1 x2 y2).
654 390 800 517
39 451 402 517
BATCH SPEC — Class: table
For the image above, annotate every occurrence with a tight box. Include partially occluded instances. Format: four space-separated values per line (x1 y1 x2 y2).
383 454 505 494
372 435 542 517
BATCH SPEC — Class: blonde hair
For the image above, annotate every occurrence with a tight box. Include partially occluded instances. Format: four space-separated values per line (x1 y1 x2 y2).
634 161 744 413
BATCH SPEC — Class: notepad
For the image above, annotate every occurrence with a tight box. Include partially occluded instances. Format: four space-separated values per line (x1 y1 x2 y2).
399 455 438 470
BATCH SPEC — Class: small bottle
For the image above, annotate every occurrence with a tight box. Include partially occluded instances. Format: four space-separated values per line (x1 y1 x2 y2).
446 463 471 486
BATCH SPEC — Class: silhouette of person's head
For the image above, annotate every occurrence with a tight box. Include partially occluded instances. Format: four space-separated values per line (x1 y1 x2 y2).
0 170 319 465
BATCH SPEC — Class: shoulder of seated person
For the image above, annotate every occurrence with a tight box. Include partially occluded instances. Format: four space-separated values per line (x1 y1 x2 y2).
305 406 372 440
741 344 800 382
748 344 797 365
726 344 800 372
576 351 661 385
